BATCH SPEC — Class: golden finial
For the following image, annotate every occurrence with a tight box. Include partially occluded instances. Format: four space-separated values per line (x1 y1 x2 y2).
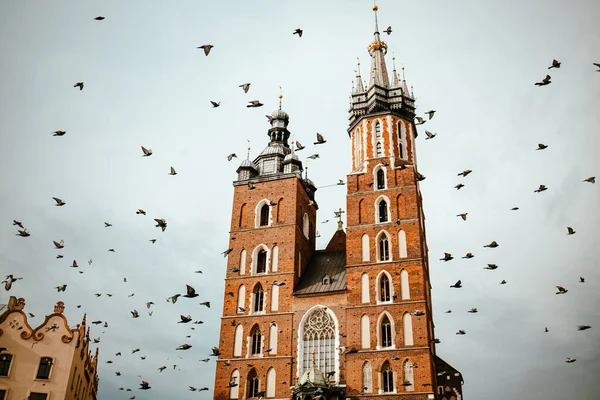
246 139 251 159
278 86 283 110
54 301 65 314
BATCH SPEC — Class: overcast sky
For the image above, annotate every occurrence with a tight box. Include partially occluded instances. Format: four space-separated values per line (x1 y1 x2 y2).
1 1 600 399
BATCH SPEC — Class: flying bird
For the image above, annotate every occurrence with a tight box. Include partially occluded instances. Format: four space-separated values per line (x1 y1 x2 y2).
52 130 66 136
73 82 84 90
136 209 146 215
457 213 468 221
500 280 507 284
199 301 211 308
227 153 237 161
239 83 251 93
314 133 326 145
104 222 112 227
457 169 472 177
450 280 462 288
247 100 263 108
168 294 181 304
384 26 392 35
567 227 576 235
577 325 592 331
94 16 105 21
176 344 192 350
594 63 600 71
179 315 192 323
16 228 30 237
210 101 220 108
53 197 66 206
555 286 568 294
548 59 561 69
462 252 474 259
293 28 303 37
510 207 519 211
579 277 585 283
583 176 595 183
565 358 576 363
183 285 198 298
536 143 548 150
158 366 167 372
53 240 64 249
535 75 551 86
3 275 22 291
272 281 285 286
307 154 320 160
141 146 152 156
12 220 24 229
131 310 140 318
456 330 466 335
424 130 436 140
484 264 498 270
440 253 454 262
415 116 426 125
70 260 78 268
534 185 547 193
154 218 167 231
197 44 213 56
425 110 436 120
108 249 115 252
484 241 499 248
454 183 464 190
169 166 177 175
139 381 151 390
222 248 233 257
247 182 255 190
56 284 67 292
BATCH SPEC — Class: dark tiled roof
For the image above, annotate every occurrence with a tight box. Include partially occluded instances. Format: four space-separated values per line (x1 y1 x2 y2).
293 251 346 295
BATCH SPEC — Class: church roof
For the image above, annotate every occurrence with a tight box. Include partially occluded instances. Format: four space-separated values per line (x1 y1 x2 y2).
293 251 346 296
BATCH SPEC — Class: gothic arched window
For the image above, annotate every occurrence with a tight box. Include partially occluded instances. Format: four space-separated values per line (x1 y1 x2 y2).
260 204 270 226
256 250 267 274
375 122 382 138
229 370 240 399
252 284 264 313
382 361 394 393
362 362 373 393
250 326 262 356
400 270 410 300
237 284 246 313
403 312 414 346
376 142 383 157
300 307 337 380
376 168 385 189
266 368 276 398
378 233 390 261
378 200 389 223
233 325 243 357
380 315 393 348
247 369 260 398
379 274 391 302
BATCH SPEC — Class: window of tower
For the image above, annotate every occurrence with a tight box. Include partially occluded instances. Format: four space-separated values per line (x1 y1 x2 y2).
376 168 386 189
379 274 391 302
260 204 269 226
399 142 404 159
256 250 267 274
376 141 383 157
378 200 389 223
250 326 262 356
229 370 240 399
375 122 381 138
247 369 260 397
382 361 394 393
403 359 415 391
378 233 390 261
303 213 309 239
362 362 373 393
253 284 264 313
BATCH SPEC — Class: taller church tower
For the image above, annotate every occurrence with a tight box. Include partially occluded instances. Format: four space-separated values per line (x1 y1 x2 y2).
213 5 462 400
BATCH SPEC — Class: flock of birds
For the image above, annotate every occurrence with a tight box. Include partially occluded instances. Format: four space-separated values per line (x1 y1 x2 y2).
417 57 597 365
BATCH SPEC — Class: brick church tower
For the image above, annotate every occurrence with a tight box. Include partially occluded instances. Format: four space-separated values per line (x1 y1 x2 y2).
213 5 463 400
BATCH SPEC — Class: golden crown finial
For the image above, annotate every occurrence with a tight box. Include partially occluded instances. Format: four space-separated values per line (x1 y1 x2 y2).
373 5 378 11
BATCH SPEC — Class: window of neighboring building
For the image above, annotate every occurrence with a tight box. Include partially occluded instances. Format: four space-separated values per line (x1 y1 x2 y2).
29 393 48 400
381 315 393 348
36 357 53 380
378 199 389 223
253 284 264 313
259 204 269 226
362 362 373 393
256 250 267 274
247 369 260 398
378 233 390 261
0 354 12 376
250 326 262 356
0 389 6 400
382 362 394 393
376 168 385 189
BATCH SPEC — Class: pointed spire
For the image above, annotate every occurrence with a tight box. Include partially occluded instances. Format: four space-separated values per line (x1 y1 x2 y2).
401 65 410 96
354 58 365 93
391 55 399 88
368 2 390 88
81 313 87 327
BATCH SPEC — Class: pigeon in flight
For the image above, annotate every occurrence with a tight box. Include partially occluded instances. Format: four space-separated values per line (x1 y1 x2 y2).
457 213 468 221
534 184 547 193
197 44 213 56
425 110 436 120
565 358 576 363
314 133 326 145
53 130 66 136
450 280 462 288
454 183 465 190
579 277 585 283
583 176 595 183
462 252 474 259
94 16 105 21
555 286 568 295
199 301 211 308
567 227 576 235
307 154 320 160
169 166 177 175
577 325 592 331
384 26 392 35
467 308 478 313
548 59 561 69
484 264 498 270
141 146 152 156
239 83 251 93
247 182 255 190
456 330 466 335
594 63 600 71
104 222 112 227
131 310 140 318
55 284 67 292
179 315 192 323
70 260 78 268
293 28 303 37
53 240 65 249
457 169 472 177
154 218 167 231
440 253 454 262
13 220 24 229
53 197 66 206
247 100 263 108
536 143 548 150
211 101 221 108
73 82 84 90
415 116 426 125
424 130 436 140
139 381 151 390
535 75 551 86
227 153 237 161
510 207 519 211
183 285 198 298
3 275 22 291
500 280 507 284
222 248 233 257
176 344 192 350
484 241 499 248
16 228 30 237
